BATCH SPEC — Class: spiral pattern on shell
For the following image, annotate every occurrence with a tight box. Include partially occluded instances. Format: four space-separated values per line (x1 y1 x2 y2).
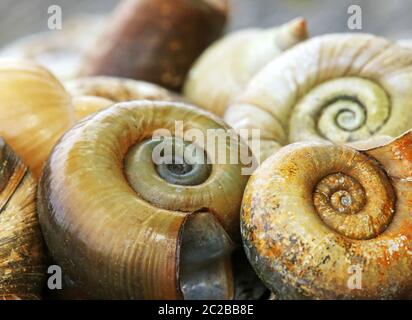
241 131 412 299
225 34 412 162
183 17 308 116
0 139 46 299
37 101 250 299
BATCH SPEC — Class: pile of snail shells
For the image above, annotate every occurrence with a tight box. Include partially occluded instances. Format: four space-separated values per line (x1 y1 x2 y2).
0 0 258 299
222 33 412 162
1 0 412 301
0 60 179 179
0 0 251 300
0 57 258 300
185 28 412 299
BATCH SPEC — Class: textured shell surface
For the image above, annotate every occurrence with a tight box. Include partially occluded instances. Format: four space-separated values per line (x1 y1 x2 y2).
241 131 412 299
0 138 46 300
225 33 412 163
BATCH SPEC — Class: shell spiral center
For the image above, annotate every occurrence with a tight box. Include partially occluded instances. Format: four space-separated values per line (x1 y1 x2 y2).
312 159 396 240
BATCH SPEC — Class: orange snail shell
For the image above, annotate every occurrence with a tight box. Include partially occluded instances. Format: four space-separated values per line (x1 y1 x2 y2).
241 131 412 299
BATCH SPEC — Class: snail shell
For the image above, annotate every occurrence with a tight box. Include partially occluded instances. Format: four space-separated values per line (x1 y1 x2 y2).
241 130 412 299
71 96 114 122
184 17 308 116
0 138 46 299
0 60 181 177
0 59 74 178
79 0 228 91
225 34 412 162
37 101 249 299
66 76 178 121
0 15 104 81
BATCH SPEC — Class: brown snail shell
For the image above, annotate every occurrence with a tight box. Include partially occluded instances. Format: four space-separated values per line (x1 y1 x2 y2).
241 130 412 299
225 34 412 163
0 138 46 299
0 58 74 178
37 101 250 299
65 76 175 103
79 0 229 91
0 15 104 81
184 17 308 116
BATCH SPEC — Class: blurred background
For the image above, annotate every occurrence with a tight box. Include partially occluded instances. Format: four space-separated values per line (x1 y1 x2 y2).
0 0 410 47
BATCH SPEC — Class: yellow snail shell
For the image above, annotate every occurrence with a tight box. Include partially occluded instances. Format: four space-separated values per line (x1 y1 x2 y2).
0 15 105 81
71 96 114 122
184 18 308 116
37 101 250 299
0 58 74 178
0 138 46 299
65 76 179 121
225 34 412 162
0 60 180 178
241 130 412 299
65 76 176 102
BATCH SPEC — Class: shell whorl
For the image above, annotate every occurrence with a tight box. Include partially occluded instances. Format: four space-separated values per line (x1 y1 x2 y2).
0 139 46 299
312 150 395 241
241 131 412 299
184 18 308 116
37 101 249 299
225 34 412 162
